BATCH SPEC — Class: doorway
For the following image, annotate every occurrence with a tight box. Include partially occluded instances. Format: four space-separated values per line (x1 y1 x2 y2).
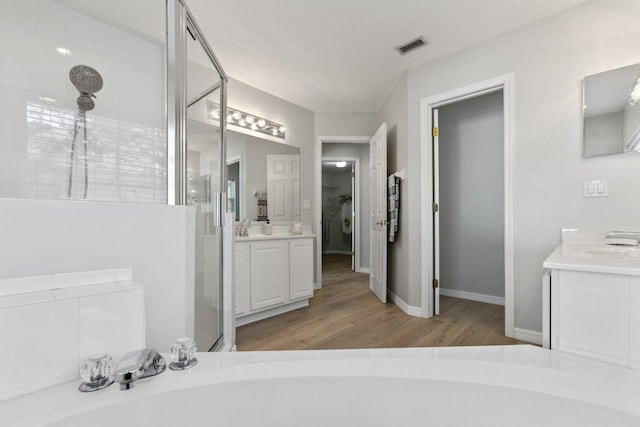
420 74 515 338
321 160 356 271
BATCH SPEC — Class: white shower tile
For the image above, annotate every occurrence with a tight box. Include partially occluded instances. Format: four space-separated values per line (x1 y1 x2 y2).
2 150 36 184
93 21 119 61
35 0 66 38
0 53 36 91
0 274 51 296
141 42 163 76
0 298 78 398
36 65 68 102
0 85 30 152
79 286 145 361
119 90 142 118
118 63 142 93
0 21 36 61
37 36 68 70
0 0 35 30
119 33 142 69
52 269 117 290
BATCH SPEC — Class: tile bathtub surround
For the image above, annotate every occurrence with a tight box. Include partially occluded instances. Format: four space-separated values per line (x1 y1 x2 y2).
0 268 144 401
0 0 166 203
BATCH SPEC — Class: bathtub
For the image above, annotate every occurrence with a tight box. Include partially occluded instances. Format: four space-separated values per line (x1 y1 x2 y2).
2 345 640 426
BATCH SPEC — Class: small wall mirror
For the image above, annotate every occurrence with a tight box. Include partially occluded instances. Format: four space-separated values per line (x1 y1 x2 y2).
583 63 640 158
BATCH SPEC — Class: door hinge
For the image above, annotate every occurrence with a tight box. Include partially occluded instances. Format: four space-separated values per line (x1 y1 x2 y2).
433 278 439 289
432 203 439 213
432 127 438 137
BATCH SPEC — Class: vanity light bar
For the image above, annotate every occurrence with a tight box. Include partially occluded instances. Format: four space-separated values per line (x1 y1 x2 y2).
207 101 286 139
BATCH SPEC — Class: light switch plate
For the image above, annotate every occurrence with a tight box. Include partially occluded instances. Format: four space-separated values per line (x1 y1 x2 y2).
584 179 608 198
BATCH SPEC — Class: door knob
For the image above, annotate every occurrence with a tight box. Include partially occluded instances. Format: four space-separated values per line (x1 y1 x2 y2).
376 219 387 226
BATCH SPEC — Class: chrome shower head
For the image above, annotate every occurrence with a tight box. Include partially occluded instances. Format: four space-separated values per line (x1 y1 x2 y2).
69 65 103 112
69 65 103 94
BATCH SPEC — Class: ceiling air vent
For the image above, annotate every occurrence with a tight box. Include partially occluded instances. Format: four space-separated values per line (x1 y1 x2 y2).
396 37 427 56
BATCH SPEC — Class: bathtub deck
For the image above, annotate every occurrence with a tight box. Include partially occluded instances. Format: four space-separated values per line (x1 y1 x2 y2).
236 254 526 350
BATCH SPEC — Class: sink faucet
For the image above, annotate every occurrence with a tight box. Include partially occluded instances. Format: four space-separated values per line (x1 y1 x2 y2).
237 218 251 237
114 348 166 390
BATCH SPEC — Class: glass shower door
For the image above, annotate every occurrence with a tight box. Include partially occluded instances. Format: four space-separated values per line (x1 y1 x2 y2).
185 21 224 351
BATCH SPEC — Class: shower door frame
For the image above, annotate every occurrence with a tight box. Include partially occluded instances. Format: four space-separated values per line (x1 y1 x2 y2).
167 0 230 350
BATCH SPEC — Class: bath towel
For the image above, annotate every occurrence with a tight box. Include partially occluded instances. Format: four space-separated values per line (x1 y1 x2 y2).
388 174 400 242
341 201 352 234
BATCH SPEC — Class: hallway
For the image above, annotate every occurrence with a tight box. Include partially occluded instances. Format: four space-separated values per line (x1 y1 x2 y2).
236 254 526 350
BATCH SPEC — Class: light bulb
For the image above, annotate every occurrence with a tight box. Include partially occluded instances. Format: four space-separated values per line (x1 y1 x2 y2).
257 119 266 128
278 126 286 133
246 116 254 123
271 128 278 135
232 111 242 121
238 119 246 126
251 123 257 130
336 161 347 168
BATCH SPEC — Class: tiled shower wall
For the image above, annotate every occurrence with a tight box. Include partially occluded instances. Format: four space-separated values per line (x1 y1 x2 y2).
0 0 166 203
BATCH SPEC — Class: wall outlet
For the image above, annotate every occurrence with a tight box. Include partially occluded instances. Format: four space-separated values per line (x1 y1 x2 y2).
584 179 608 198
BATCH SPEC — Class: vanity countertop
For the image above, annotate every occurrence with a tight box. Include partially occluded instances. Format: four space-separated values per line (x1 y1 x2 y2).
543 242 640 275
236 233 316 242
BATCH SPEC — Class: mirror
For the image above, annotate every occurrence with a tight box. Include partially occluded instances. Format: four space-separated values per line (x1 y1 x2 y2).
226 131 300 223
583 63 640 158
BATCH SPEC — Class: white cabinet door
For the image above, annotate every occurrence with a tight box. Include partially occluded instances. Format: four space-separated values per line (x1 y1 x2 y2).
234 242 251 316
250 240 288 311
630 277 640 367
558 270 629 363
289 238 314 300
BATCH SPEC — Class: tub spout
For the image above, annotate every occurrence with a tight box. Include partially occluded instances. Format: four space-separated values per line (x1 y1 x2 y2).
114 348 166 390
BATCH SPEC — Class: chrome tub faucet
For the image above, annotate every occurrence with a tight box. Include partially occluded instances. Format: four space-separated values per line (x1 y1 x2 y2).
114 348 166 390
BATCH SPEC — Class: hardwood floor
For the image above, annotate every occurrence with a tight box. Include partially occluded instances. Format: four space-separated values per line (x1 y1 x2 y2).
236 254 526 351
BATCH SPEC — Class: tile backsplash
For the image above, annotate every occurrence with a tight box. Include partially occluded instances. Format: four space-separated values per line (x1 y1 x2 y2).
0 0 166 203
0 268 145 400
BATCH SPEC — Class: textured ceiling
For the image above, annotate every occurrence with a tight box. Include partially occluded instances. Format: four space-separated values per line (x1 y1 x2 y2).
56 0 591 113
187 0 589 112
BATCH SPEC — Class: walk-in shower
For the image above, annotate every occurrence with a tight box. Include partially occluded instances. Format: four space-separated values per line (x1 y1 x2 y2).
67 65 103 199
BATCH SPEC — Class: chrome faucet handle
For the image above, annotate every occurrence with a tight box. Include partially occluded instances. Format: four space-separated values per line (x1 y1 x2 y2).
169 337 198 370
79 353 114 392
114 348 166 390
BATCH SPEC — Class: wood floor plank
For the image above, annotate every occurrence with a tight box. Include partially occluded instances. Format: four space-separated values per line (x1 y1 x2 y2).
236 254 527 351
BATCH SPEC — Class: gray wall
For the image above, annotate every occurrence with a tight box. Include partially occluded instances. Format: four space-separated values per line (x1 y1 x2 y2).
381 2 640 333
438 91 504 298
322 143 371 269
322 169 353 252
584 111 624 157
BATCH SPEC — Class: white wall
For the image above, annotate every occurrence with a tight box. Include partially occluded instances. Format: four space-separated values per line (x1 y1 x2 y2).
438 91 505 298
385 2 640 333
315 112 380 136
0 199 195 351
0 0 166 202
322 143 370 269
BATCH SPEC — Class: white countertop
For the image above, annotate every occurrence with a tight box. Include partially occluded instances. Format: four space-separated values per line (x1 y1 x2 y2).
236 233 315 242
543 242 640 275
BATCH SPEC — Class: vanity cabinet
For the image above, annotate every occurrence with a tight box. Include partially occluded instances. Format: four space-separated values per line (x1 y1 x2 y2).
235 236 314 325
544 269 640 367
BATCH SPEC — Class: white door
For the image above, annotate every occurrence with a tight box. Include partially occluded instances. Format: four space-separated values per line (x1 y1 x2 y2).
369 123 388 303
433 109 441 315
267 154 301 222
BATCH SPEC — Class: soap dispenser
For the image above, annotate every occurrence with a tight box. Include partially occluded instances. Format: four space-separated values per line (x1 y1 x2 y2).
264 220 272 235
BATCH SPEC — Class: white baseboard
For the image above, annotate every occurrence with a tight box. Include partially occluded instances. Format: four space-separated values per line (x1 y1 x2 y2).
357 267 370 274
440 288 505 306
322 250 352 255
514 327 543 346
236 300 309 326
387 290 421 317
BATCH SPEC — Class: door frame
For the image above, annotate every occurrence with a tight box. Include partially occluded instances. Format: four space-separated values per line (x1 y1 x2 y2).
226 154 244 222
419 73 515 339
315 135 369 289
321 156 361 275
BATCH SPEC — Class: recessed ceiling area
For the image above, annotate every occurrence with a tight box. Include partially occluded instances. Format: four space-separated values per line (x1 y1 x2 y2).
187 0 588 112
